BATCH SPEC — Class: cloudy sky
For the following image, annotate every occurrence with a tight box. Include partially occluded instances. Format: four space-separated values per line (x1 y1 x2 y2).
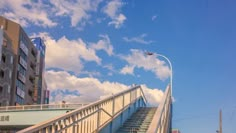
1 0 236 132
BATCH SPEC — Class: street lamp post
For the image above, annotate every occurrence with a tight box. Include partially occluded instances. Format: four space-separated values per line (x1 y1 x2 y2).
155 53 173 133
146 52 173 96
155 53 173 97
146 51 173 133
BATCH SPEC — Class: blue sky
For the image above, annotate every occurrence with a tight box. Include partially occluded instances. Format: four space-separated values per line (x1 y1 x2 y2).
1 0 236 132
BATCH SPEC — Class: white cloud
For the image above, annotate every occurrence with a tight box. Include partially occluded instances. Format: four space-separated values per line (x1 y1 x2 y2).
141 85 164 105
152 15 157 21
90 34 113 56
80 71 101 78
102 64 117 76
31 32 116 75
103 64 114 71
0 0 103 28
108 14 126 29
31 32 101 73
0 0 57 27
103 0 126 28
123 34 154 44
120 65 135 75
50 0 103 27
103 0 122 18
46 70 164 106
0 0 126 29
120 49 171 80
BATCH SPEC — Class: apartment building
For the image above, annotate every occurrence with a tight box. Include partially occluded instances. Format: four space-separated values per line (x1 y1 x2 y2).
0 27 14 106
31 37 49 104
0 16 40 105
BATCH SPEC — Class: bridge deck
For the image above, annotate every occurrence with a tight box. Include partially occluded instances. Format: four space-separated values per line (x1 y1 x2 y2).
0 103 86 130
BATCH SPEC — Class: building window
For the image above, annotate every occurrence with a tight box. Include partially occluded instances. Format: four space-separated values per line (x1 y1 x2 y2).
7 85 10 93
10 55 13 64
19 49 27 62
20 33 29 47
1 54 6 63
16 79 25 90
9 70 12 79
16 95 23 105
0 86 3 94
18 65 26 76
0 70 4 78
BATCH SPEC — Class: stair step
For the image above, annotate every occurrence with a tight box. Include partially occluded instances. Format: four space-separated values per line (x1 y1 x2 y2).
115 107 157 133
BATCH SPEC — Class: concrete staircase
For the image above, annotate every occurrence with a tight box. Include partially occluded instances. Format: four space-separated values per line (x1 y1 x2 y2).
116 107 157 133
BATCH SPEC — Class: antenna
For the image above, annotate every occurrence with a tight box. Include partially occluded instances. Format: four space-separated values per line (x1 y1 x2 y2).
216 109 222 133
219 109 222 133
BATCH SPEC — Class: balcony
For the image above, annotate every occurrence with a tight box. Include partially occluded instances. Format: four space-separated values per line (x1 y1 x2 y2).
20 41 28 56
17 72 26 83
19 56 27 69
16 86 25 99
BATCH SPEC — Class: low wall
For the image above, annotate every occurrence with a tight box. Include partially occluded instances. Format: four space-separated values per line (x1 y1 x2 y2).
0 109 72 130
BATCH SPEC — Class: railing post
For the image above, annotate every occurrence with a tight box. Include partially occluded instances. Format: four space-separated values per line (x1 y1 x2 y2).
130 91 132 104
112 96 115 115
122 94 124 108
97 105 100 131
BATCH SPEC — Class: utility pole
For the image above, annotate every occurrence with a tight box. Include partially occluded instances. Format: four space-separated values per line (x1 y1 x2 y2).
219 109 222 133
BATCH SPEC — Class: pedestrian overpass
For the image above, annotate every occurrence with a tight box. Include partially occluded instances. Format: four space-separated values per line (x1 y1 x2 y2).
0 85 172 133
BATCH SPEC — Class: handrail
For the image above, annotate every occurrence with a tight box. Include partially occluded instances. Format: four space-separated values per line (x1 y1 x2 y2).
54 108 112 133
17 85 147 133
146 85 172 133
140 86 148 105
0 103 87 112
97 96 143 131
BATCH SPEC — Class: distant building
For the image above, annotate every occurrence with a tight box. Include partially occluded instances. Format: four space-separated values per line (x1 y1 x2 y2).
172 129 181 133
0 16 47 105
31 37 49 104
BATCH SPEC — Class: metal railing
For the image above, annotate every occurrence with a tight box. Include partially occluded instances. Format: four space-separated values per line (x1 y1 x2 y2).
147 85 172 133
17 85 147 133
0 103 87 112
